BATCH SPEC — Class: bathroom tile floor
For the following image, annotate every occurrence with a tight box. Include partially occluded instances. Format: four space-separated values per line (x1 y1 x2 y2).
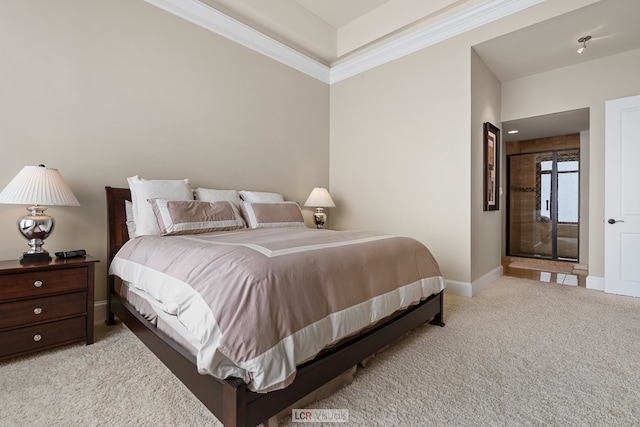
502 256 587 287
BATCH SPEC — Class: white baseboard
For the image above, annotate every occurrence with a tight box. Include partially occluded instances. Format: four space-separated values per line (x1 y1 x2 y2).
94 300 108 325
586 275 604 291
446 266 503 298
472 266 503 296
445 280 473 297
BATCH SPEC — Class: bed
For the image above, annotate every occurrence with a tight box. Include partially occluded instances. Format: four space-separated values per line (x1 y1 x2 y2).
105 185 445 426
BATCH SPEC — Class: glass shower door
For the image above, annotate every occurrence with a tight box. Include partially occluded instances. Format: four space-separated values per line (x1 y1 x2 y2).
507 149 579 261
508 152 553 259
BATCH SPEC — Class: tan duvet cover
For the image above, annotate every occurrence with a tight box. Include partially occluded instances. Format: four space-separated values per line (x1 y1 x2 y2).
109 227 444 392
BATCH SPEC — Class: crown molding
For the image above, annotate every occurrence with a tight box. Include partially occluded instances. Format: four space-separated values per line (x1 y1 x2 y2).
145 0 543 85
144 0 331 83
330 0 544 84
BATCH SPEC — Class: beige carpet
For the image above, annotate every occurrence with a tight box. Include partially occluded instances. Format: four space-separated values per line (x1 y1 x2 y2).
2 276 640 426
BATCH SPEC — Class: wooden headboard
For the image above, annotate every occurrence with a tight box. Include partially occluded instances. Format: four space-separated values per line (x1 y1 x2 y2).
105 187 131 267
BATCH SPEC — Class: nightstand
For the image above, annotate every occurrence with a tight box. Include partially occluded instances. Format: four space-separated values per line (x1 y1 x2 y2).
0 256 99 360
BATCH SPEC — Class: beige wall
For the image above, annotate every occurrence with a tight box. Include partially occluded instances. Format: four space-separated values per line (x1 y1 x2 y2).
580 129 590 263
502 48 640 281
330 35 472 284
471 50 502 287
330 1 598 291
0 0 330 306
3 0 628 304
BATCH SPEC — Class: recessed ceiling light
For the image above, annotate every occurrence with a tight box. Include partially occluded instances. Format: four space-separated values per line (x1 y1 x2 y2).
508 130 519 134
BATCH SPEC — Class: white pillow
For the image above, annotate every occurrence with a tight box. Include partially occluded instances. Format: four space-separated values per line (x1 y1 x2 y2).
241 201 306 229
239 190 284 203
194 187 242 209
127 176 192 237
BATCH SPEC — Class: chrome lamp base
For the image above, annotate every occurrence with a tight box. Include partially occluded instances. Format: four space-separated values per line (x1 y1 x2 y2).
18 205 54 263
21 251 52 263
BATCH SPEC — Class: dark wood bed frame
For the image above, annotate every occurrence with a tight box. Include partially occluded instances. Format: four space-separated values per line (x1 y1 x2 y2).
105 186 445 427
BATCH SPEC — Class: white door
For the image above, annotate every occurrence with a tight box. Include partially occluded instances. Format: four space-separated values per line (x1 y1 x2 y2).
604 95 640 297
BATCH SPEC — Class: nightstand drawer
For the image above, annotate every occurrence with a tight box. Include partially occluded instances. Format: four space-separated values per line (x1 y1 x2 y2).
0 267 87 301
0 317 86 359
0 292 87 330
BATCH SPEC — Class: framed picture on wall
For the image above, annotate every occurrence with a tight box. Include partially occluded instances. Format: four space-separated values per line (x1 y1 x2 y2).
484 122 500 211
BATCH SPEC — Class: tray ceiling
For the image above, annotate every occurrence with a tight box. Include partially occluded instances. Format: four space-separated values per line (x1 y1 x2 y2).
147 0 640 84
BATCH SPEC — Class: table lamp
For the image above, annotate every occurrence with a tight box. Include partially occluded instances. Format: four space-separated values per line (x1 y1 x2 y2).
304 187 335 229
0 164 80 263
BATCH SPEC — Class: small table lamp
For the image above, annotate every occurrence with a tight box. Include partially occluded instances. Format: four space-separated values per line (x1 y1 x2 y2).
304 187 335 229
0 164 80 263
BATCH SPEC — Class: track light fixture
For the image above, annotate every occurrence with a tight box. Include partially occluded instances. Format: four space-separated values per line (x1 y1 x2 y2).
577 35 591 54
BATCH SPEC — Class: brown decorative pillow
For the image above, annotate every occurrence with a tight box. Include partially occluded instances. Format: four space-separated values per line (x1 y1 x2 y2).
241 201 306 229
148 199 245 236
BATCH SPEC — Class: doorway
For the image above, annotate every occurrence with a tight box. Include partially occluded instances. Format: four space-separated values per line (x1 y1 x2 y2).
507 136 580 262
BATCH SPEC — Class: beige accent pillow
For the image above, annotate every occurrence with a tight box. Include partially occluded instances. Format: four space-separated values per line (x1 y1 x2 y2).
127 176 192 237
238 190 285 203
241 201 306 229
149 199 245 236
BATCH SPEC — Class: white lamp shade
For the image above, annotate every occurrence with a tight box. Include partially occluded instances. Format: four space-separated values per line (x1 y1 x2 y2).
304 187 335 208
0 165 80 206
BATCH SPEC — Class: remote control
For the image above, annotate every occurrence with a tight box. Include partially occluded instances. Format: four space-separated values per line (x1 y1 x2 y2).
55 249 87 259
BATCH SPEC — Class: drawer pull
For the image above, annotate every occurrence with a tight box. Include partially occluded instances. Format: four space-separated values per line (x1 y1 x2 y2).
33 334 42 342
33 307 43 315
33 280 43 288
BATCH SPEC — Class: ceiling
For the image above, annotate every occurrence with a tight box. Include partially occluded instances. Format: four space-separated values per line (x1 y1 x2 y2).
199 0 495 65
479 0 639 142
502 109 590 143
197 0 640 77
473 0 640 82
159 0 640 141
